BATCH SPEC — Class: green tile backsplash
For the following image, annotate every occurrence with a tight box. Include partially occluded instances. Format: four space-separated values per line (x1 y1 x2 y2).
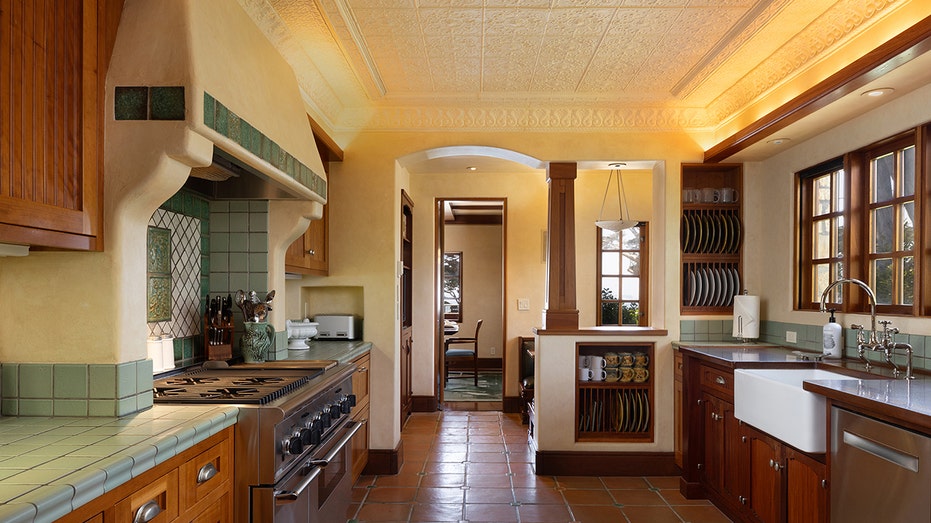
2 361 153 417
114 86 185 121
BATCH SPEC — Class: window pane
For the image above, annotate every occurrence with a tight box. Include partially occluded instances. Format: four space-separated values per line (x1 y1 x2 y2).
621 227 640 250
813 219 830 258
900 202 915 251
622 252 640 276
621 302 639 325
601 277 619 300
871 205 893 253
872 258 893 305
813 175 831 216
621 278 639 300
601 229 620 250
902 146 915 197
834 216 845 254
602 252 620 276
835 171 846 212
814 263 831 303
601 302 619 325
902 256 914 305
872 152 895 202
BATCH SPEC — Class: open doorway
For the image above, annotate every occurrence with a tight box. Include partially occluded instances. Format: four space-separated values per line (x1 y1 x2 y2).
436 198 506 408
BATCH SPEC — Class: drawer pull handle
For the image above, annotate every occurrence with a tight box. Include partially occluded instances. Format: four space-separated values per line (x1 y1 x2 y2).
714 376 726 385
134 500 161 523
821 479 828 489
307 249 315 255
711 412 722 421
197 462 218 484
357 366 368 373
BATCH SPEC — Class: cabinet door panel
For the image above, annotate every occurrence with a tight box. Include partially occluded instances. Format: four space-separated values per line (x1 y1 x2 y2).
786 451 827 523
748 433 782 523
701 394 724 489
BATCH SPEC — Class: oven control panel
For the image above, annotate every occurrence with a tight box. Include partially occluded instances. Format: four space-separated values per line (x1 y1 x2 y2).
275 372 355 467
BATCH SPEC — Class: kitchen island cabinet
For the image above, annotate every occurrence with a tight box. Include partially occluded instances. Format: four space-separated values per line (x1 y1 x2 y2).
0 0 120 250
350 351 371 480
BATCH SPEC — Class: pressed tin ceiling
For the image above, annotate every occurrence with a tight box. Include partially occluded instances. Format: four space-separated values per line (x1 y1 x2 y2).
238 0 923 137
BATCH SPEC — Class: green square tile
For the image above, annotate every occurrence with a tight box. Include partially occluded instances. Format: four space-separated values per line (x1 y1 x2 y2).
680 320 695 334
147 275 172 322
249 232 268 253
147 226 171 273
53 364 87 399
149 86 185 120
229 232 248 252
249 200 268 212
215 101 229 136
88 400 115 417
182 191 196 217
53 399 88 417
116 363 136 399
89 365 116 399
261 133 271 161
2 399 19 416
229 212 249 233
2 364 18 398
270 142 280 168
229 253 248 272
694 320 709 334
203 92 216 128
136 391 153 411
136 361 153 393
708 321 723 334
19 399 53 416
210 200 229 212
228 111 241 143
114 86 148 120
229 201 249 212
249 253 268 272
116 396 137 417
229 273 249 293
20 364 53 398
248 274 268 294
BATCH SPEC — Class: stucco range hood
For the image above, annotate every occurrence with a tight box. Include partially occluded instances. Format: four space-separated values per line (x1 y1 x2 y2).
186 147 305 200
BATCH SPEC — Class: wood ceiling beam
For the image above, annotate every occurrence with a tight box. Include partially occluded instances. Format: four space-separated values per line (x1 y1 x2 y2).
704 14 931 164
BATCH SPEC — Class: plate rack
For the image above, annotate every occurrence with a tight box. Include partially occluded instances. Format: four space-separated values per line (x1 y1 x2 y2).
576 342 653 443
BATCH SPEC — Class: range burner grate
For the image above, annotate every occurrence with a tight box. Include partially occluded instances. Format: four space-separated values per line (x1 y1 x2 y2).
153 367 325 404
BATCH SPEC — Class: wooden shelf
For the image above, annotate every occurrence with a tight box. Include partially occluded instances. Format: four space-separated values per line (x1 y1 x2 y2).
576 343 654 443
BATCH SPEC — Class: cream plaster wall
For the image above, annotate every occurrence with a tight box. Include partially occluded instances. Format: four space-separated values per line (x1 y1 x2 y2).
445 223 504 360
746 80 931 337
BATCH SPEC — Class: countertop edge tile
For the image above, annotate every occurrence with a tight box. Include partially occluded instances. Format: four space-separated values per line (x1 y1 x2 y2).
0 503 38 523
18 484 74 523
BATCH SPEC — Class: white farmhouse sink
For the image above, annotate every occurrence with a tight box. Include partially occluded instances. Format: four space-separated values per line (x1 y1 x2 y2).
734 368 861 453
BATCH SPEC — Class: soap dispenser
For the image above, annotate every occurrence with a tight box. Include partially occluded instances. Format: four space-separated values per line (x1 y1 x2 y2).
822 309 843 359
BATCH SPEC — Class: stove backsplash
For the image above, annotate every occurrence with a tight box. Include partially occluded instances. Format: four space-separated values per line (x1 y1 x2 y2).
147 190 276 369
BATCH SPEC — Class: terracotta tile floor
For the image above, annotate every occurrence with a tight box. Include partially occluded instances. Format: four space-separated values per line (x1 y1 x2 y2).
347 411 732 523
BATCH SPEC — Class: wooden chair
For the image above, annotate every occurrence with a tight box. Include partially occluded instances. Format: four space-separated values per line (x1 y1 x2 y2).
445 319 483 386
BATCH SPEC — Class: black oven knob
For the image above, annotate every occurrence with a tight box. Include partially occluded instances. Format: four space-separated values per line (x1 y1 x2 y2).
320 411 332 429
340 397 352 414
348 394 357 407
282 435 303 455
329 404 342 420
309 427 322 445
299 427 313 445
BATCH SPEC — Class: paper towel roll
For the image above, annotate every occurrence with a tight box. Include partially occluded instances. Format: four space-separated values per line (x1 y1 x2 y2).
733 295 760 339
147 336 163 373
161 336 176 370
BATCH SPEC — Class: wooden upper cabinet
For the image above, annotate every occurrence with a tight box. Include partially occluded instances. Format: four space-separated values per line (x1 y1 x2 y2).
0 0 116 250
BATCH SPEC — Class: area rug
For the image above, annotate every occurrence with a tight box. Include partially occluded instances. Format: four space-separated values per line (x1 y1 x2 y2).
444 371 502 402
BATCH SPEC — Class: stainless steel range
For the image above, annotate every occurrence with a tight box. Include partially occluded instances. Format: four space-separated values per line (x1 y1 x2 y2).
153 362 362 523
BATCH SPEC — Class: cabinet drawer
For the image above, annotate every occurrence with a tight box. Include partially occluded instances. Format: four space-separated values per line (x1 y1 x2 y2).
351 353 370 407
179 436 232 512
112 469 179 523
700 363 733 398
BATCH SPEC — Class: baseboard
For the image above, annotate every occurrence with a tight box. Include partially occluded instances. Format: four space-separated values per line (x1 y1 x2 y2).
412 395 438 412
534 450 679 476
502 395 522 414
363 440 404 475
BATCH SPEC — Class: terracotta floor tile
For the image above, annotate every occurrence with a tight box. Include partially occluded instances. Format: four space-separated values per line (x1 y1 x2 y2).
426 451 466 463
610 488 666 506
509 462 536 475
561 488 616 506
512 487 566 505
354 502 413 522
556 476 606 489
374 472 422 487
600 476 649 489
464 487 515 504
673 504 734 523
467 451 509 463
422 461 466 474
510 474 557 488
469 435 504 444
420 472 466 487
351 486 369 502
415 486 466 504
466 473 513 488
365 486 418 503
622 505 684 523
468 442 506 453
518 503 574 522
659 488 714 506
645 476 680 489
463 503 520 522
409 502 464 522
570 504 627 522
466 461 510 475
346 502 361 520
355 475 377 487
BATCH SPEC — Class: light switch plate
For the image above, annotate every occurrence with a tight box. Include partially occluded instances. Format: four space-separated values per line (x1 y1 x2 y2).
517 298 530 311
786 331 797 343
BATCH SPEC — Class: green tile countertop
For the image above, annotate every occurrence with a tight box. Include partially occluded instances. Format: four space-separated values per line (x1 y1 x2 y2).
284 340 372 364
0 405 238 523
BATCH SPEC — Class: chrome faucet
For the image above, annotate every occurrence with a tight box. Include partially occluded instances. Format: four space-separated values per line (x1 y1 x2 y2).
819 278 915 379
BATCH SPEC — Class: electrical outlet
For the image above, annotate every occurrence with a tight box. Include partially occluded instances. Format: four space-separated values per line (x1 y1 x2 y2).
786 330 797 343
490 347 496 355
517 298 530 311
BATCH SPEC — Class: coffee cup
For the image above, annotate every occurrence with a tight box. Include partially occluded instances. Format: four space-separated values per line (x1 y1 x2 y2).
579 367 593 381
590 355 606 369
578 355 590 368
701 188 720 203
633 367 650 383
604 352 620 367
605 368 620 382
620 367 634 382
619 352 634 367
721 187 739 203
591 368 607 382
633 352 649 368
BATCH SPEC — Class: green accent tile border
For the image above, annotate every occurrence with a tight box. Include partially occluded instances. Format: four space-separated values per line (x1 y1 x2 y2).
150 86 185 120
203 91 327 200
115 86 185 121
114 86 148 120
1 360 155 417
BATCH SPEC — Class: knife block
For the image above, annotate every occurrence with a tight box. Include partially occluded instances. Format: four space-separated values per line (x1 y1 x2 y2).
205 313 234 361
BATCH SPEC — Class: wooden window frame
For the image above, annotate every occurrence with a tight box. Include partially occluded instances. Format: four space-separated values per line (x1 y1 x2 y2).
596 223 649 326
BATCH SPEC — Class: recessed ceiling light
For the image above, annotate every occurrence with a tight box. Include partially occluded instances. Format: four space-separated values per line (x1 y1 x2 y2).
466 166 477 171
862 87 895 97
767 138 791 145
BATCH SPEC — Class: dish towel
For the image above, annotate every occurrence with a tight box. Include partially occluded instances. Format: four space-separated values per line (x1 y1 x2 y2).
733 295 760 339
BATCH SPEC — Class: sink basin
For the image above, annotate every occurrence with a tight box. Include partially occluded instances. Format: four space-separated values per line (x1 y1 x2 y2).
734 368 861 453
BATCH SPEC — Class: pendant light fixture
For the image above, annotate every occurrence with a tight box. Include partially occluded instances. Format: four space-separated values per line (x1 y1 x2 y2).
596 163 638 231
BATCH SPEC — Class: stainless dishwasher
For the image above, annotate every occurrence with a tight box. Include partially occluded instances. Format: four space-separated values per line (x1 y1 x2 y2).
831 407 931 522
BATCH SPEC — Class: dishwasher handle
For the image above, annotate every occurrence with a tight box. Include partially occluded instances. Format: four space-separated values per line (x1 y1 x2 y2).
843 430 920 472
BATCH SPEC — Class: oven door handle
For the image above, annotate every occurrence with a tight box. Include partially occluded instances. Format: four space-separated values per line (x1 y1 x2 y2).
274 420 366 505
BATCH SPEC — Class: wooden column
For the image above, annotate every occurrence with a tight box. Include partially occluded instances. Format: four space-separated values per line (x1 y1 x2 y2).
543 162 579 330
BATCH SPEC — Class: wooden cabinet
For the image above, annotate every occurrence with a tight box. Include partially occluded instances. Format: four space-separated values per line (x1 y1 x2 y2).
285 203 328 275
57 427 233 523
575 343 654 442
699 391 744 505
400 190 413 422
785 449 827 523
674 351 684 468
350 351 371 481
0 0 119 250
680 164 743 314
